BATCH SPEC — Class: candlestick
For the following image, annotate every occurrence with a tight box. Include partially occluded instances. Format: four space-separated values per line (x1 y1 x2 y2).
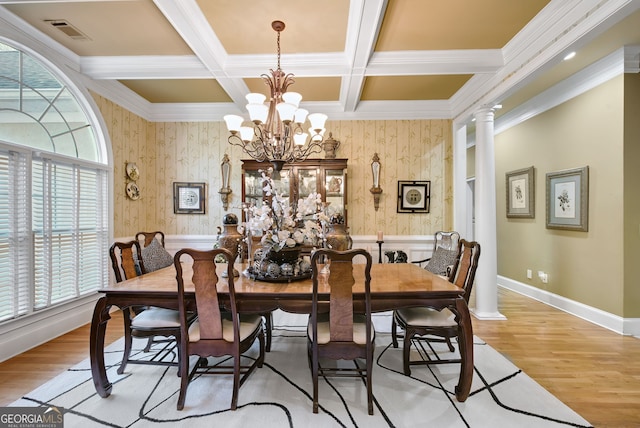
376 240 384 264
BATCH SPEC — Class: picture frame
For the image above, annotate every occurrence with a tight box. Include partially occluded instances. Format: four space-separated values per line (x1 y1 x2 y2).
173 182 206 214
397 180 430 213
506 166 535 218
546 166 589 231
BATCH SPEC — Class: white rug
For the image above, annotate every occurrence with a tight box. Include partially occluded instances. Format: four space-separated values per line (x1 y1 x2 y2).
11 311 592 428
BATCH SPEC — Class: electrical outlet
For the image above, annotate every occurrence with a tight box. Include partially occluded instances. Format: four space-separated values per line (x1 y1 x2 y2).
526 269 532 279
538 271 548 283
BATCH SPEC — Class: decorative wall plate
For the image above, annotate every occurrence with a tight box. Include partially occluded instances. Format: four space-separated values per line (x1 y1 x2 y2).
125 162 140 181
126 182 140 200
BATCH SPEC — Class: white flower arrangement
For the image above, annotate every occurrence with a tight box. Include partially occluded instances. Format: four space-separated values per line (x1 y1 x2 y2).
244 168 329 252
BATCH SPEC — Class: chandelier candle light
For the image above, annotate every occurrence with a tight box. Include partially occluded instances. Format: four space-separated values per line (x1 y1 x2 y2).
224 20 328 172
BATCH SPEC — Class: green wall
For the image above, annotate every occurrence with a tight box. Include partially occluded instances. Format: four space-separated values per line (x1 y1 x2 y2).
495 76 630 316
623 73 640 316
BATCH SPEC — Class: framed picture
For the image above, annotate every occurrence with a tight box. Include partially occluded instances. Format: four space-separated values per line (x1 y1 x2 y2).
546 166 589 231
173 182 206 214
506 166 535 218
397 180 430 213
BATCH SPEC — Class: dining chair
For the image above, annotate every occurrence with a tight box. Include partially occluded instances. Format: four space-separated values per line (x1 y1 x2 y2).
136 230 165 249
174 247 265 411
109 240 186 375
412 231 461 276
134 230 183 352
391 239 481 375
307 248 375 415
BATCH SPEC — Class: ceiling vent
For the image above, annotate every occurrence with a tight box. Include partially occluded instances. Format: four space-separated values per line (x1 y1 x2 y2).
45 20 90 40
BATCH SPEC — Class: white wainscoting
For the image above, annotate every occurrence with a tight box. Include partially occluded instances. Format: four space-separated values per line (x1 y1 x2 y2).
164 234 438 265
3 234 636 363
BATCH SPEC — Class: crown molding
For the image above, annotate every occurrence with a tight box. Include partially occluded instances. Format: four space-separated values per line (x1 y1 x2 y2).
495 46 634 135
452 0 640 123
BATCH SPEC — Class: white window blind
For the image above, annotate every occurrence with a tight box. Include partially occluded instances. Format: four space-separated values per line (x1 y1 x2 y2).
0 146 109 322
0 148 31 321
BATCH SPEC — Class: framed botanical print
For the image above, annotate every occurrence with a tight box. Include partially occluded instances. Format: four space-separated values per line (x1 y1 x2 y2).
173 182 206 214
506 166 535 218
546 166 589 231
397 180 430 213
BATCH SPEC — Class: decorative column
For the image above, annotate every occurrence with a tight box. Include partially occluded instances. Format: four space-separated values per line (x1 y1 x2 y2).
472 107 505 320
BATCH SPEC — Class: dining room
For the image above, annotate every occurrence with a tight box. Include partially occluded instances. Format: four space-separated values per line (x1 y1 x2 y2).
2 1 640 427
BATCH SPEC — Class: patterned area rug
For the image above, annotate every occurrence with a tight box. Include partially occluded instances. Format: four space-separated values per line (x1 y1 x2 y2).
11 311 592 427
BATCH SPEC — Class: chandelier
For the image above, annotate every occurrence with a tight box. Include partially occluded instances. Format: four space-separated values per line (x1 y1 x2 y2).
223 20 328 171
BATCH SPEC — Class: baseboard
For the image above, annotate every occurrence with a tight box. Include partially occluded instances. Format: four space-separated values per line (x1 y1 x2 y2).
0 294 101 362
498 275 640 337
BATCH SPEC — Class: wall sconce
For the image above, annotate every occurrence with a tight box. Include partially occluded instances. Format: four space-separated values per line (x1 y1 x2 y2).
370 152 382 211
218 153 232 210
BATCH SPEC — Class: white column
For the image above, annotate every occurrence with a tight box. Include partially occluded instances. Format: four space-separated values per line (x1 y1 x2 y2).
472 108 505 320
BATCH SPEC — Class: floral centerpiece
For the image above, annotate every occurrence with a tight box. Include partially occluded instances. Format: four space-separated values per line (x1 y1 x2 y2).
243 167 331 280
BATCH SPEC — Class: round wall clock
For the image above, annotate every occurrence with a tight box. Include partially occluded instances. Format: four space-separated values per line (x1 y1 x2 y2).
126 182 141 200
125 162 140 181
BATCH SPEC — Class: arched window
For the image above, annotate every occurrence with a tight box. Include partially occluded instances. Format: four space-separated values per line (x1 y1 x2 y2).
0 41 109 322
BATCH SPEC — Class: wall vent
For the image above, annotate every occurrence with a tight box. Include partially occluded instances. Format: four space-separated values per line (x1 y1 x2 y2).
44 20 90 40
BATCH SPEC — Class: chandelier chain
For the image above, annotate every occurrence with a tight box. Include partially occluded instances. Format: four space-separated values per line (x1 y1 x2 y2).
223 20 329 171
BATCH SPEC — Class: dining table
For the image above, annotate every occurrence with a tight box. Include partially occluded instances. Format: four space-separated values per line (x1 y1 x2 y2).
90 261 474 402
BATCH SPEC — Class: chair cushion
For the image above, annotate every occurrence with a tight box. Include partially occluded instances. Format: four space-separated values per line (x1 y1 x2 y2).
131 307 181 329
307 313 375 345
425 246 458 276
395 307 456 328
188 314 262 343
141 238 173 273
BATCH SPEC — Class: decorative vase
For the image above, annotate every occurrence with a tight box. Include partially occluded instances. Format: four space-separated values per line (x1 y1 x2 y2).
266 246 302 264
322 132 341 159
248 245 311 282
325 223 352 251
218 213 243 277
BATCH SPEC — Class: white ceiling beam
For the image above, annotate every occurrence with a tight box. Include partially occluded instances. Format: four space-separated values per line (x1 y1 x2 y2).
367 50 503 75
153 0 249 104
342 0 387 112
80 55 211 79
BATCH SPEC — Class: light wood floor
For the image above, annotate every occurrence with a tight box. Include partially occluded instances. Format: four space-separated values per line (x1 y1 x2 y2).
1 288 639 427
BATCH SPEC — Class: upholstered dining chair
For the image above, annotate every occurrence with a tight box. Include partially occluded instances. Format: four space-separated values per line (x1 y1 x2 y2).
412 231 461 276
307 248 375 415
174 247 265 411
392 239 480 376
109 240 186 375
133 230 178 351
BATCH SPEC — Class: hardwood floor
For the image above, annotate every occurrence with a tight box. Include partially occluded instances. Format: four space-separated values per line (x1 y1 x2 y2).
472 288 640 428
1 289 639 427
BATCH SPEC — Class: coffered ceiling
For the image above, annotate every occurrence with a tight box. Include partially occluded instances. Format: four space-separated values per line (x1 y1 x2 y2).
1 0 639 123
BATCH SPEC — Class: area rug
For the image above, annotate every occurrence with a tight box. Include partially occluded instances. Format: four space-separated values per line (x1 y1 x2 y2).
11 311 592 428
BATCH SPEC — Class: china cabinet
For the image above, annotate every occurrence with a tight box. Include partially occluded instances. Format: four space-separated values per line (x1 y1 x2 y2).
241 158 348 225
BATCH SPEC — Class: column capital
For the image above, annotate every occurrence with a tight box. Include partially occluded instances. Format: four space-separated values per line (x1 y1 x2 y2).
474 107 495 122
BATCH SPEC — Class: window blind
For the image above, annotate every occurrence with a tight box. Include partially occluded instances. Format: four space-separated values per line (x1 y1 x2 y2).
0 148 31 321
0 145 109 322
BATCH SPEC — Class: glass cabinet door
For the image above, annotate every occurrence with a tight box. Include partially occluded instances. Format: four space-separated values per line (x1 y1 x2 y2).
242 158 348 225
243 170 263 208
296 167 317 200
325 168 346 221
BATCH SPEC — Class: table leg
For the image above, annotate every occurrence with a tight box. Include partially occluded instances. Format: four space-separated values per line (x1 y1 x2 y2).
89 297 113 398
454 297 473 402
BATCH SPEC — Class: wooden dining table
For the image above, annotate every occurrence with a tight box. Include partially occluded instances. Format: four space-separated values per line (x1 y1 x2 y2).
90 262 474 402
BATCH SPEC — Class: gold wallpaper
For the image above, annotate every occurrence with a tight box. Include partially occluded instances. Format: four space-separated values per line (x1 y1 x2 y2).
93 95 453 238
